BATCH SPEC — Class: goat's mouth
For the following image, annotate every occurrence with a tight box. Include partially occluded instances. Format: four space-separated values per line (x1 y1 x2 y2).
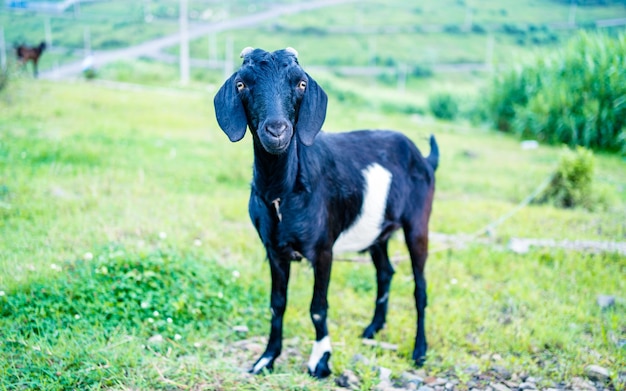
257 122 293 154
259 137 291 154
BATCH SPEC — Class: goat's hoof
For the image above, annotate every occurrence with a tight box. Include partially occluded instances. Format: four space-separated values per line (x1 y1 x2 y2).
308 352 332 379
249 356 275 375
412 348 427 368
362 321 386 339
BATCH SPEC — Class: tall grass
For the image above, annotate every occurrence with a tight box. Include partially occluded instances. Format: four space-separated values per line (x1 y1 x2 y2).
485 31 626 153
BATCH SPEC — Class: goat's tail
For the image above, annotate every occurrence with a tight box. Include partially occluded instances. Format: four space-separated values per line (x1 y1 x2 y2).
426 134 439 171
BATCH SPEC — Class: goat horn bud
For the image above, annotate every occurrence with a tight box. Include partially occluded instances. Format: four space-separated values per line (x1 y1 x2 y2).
240 47 254 58
285 47 298 58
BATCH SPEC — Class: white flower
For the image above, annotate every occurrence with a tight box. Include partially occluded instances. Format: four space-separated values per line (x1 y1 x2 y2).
152 311 159 317
450 278 458 285
159 232 167 240
141 301 150 309
0 291 5 297
232 270 240 279
166 317 173 324
50 264 61 271
84 252 93 261
148 317 154 323
193 239 202 247
218 291 223 299
174 334 182 341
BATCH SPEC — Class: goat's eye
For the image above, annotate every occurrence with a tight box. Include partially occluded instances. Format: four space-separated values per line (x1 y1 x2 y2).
298 80 307 91
236 81 245 91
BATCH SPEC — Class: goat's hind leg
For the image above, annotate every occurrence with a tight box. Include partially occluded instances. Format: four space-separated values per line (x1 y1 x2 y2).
404 222 429 367
362 240 395 339
250 256 291 374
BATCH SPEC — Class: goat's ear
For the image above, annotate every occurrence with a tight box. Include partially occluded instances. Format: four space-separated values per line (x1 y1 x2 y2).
296 73 328 146
214 74 248 142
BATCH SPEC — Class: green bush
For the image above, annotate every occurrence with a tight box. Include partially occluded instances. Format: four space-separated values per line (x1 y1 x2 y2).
429 93 459 120
484 31 626 153
538 146 595 209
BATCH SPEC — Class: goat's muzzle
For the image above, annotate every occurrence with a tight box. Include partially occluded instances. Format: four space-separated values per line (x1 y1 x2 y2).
258 118 293 154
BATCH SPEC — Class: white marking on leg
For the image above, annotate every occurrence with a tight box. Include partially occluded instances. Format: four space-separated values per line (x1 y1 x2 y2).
377 292 389 304
253 357 272 374
307 335 332 372
333 163 392 253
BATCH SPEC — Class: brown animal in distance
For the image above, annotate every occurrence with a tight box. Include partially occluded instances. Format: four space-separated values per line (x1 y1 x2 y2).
15 41 47 78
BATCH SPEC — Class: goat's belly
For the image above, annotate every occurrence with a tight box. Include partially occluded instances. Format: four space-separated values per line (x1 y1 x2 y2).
332 163 392 253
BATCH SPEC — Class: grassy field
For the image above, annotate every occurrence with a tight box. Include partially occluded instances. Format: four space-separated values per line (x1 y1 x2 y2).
0 74 624 389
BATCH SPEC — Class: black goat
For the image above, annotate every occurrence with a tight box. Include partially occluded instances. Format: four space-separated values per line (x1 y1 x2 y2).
15 41 46 78
214 47 438 378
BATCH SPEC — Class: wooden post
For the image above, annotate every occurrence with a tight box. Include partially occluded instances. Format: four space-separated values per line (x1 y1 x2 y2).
209 33 217 67
224 36 234 80
486 34 494 72
84 26 91 56
44 17 52 48
569 0 577 27
0 27 6 70
179 0 190 85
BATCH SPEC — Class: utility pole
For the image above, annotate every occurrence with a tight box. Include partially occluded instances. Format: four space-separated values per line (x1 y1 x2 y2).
84 26 91 56
179 0 190 85
569 0 577 27
44 17 52 48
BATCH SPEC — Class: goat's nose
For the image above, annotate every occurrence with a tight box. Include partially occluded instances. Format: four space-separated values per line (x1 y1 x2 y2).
265 120 289 137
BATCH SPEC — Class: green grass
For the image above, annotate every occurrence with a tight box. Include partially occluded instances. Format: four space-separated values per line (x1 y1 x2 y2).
0 72 624 389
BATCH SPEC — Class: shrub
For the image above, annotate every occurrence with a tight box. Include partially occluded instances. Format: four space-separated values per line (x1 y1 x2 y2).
484 31 626 153
429 93 459 120
537 146 595 209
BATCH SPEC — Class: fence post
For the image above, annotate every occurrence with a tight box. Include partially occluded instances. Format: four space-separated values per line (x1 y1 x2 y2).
179 0 190 85
224 36 233 80
0 27 6 70
44 17 52 49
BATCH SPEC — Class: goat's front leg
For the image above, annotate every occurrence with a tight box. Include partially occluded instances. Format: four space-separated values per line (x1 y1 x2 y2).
250 256 291 374
307 249 333 378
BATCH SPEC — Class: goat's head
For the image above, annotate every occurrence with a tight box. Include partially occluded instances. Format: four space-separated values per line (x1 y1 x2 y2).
214 47 328 154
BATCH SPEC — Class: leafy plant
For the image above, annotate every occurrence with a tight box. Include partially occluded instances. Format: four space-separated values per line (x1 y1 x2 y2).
484 31 626 153
429 92 459 120
537 146 595 209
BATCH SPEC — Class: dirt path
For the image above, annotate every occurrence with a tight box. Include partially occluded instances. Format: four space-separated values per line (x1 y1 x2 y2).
40 0 355 80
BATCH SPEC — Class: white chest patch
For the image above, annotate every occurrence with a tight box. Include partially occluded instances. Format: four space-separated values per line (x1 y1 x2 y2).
332 163 392 253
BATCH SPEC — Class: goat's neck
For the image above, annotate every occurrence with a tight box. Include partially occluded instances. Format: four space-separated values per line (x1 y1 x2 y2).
252 139 300 201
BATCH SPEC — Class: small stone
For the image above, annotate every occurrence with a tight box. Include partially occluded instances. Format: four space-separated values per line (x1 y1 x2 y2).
524 376 537 384
464 364 480 374
444 382 455 390
490 383 511 391
585 364 611 382
596 295 615 309
417 386 434 391
373 379 395 391
518 382 536 390
491 365 512 380
424 377 447 387
232 325 249 333
379 367 392 381
352 353 371 365
401 372 424 387
148 334 164 344
570 377 596 390
335 369 360 389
